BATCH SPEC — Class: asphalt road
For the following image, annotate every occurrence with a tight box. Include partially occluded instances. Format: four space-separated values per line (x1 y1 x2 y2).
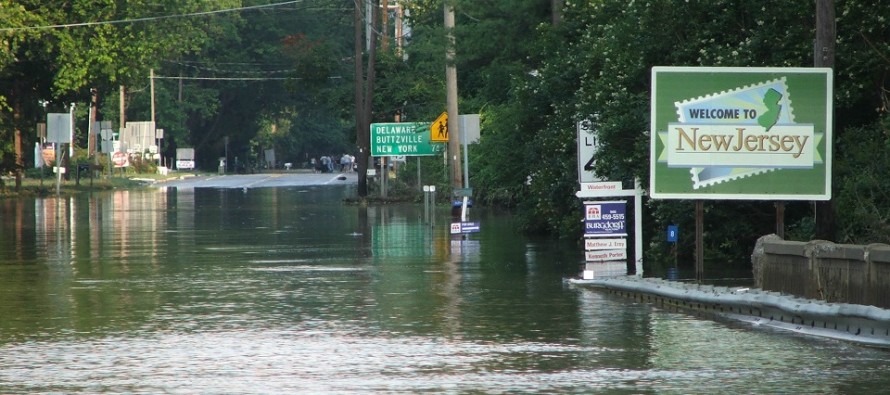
154 171 358 189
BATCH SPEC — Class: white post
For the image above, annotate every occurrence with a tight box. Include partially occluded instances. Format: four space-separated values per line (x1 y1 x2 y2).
634 178 644 276
69 103 75 158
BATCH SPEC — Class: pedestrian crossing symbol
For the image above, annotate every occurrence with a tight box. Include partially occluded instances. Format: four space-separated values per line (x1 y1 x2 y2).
430 111 449 142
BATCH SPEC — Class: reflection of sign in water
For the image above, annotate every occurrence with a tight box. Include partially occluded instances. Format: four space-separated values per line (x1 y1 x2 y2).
583 201 626 237
450 221 480 235
650 67 832 200
372 222 447 259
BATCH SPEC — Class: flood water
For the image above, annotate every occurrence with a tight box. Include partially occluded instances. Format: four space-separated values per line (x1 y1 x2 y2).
1 185 889 394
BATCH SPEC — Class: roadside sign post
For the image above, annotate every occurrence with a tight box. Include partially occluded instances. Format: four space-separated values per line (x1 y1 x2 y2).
47 113 72 196
576 180 645 277
650 67 833 282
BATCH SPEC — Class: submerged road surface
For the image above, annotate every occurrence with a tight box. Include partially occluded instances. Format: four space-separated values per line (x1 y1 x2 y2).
155 171 358 189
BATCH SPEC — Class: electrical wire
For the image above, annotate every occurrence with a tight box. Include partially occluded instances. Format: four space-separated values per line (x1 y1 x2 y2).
151 75 343 80
0 1 303 32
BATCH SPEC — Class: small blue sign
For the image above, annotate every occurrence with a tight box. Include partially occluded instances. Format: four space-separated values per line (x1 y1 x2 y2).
667 225 678 243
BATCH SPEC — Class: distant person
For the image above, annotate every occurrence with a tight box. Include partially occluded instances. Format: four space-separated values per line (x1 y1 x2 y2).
340 154 349 172
319 156 329 173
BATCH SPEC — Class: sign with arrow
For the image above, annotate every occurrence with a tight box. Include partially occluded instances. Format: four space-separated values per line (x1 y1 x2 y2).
577 115 602 183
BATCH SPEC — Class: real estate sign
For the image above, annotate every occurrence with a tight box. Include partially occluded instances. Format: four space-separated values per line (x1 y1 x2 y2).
650 67 833 200
583 200 627 237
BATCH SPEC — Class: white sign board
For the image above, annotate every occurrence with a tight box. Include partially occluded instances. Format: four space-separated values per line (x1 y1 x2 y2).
46 113 71 144
576 116 601 183
585 238 628 250
459 114 481 144
585 249 628 262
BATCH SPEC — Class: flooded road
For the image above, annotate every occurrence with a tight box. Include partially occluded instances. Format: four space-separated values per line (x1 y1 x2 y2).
1 185 888 393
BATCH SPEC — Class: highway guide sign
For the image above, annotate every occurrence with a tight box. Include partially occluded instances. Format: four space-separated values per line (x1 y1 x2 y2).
371 122 445 157
650 67 833 200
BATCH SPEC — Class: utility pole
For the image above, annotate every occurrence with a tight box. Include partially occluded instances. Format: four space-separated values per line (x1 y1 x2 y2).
381 0 389 52
151 69 160 166
395 4 404 55
814 0 836 240
552 0 564 25
354 0 367 196
354 0 378 197
444 2 462 190
88 88 98 157
119 85 126 146
13 92 22 190
150 69 156 124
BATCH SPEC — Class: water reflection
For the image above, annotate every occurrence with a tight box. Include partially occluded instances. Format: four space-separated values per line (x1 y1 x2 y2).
1 187 889 393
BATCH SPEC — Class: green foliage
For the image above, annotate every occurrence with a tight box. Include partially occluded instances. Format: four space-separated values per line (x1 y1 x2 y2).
834 113 890 243
386 0 889 264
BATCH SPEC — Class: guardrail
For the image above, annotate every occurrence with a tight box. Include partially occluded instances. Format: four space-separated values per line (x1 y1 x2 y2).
569 276 890 347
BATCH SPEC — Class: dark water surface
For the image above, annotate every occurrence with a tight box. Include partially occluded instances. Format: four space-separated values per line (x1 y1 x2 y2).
1 186 888 394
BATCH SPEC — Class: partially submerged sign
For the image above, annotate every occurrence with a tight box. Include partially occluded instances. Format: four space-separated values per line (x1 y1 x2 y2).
650 67 833 200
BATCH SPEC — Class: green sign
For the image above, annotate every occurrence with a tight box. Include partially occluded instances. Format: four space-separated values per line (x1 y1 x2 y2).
370 122 445 157
650 67 833 200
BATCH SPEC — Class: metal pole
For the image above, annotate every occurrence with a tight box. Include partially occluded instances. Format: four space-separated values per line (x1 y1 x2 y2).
69 103 75 158
381 157 387 198
776 202 785 239
634 179 643 276
423 185 430 223
695 200 704 282
461 123 469 188
54 142 61 195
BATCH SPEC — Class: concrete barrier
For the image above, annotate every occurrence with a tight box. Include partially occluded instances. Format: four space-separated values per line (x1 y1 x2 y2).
752 234 890 309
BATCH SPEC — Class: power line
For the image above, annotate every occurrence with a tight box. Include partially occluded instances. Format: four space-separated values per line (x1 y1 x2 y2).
0 1 303 32
152 75 343 81
165 60 298 75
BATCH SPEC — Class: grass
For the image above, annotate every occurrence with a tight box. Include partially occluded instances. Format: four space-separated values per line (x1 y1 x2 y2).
0 170 206 198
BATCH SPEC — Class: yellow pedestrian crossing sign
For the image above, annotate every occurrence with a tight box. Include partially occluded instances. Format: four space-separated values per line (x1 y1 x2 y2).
430 111 449 142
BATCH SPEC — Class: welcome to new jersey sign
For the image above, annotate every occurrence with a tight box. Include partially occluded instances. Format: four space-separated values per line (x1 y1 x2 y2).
650 67 833 200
